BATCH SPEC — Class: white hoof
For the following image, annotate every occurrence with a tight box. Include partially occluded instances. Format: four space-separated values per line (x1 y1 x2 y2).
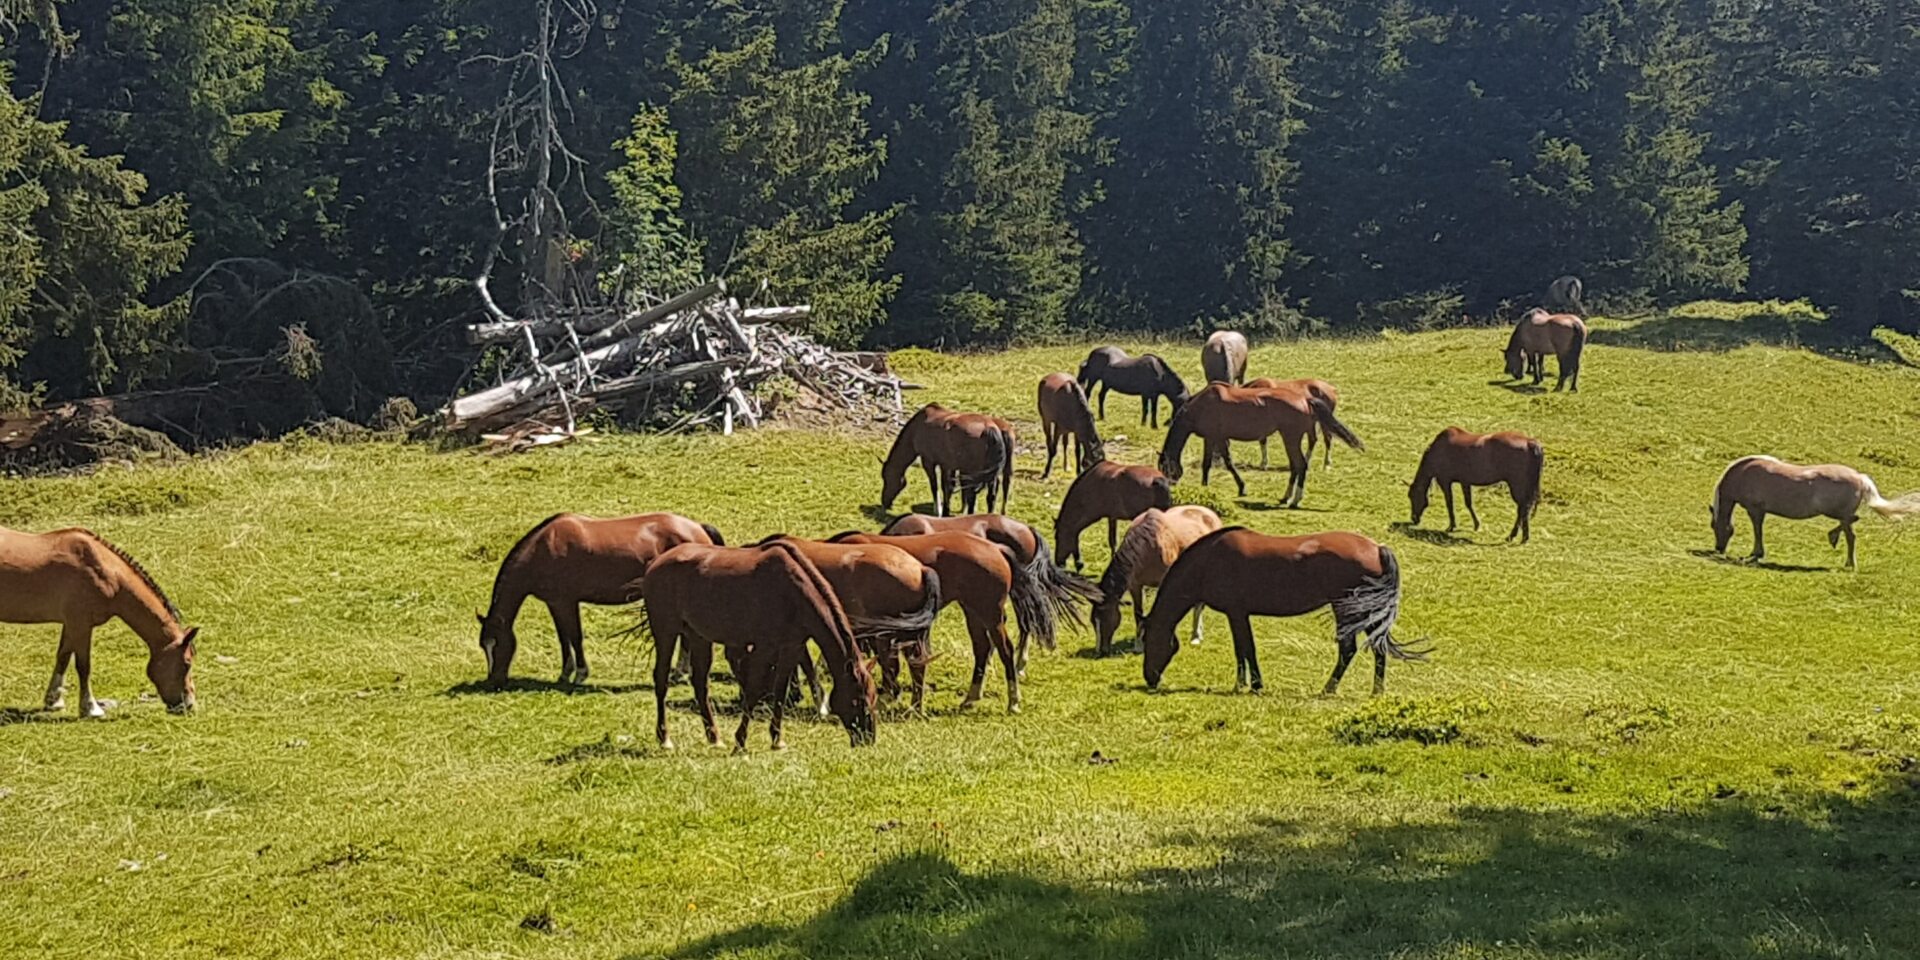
44 696 65 712
81 701 107 719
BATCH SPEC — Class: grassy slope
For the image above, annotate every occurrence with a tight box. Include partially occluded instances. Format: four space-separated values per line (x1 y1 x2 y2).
3 305 1920 959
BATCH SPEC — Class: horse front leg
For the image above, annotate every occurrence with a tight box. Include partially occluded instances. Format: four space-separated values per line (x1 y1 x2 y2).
1188 606 1204 646
1746 506 1767 561
1098 386 1108 419
799 648 827 718
1200 437 1214 487
1041 423 1058 479
767 645 804 750
731 644 773 753
923 461 942 516
69 625 105 718
1259 437 1270 469
1219 442 1247 497
546 600 584 685
1443 483 1458 531
45 630 75 712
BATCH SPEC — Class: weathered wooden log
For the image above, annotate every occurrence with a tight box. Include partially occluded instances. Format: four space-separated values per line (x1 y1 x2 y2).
463 280 722 347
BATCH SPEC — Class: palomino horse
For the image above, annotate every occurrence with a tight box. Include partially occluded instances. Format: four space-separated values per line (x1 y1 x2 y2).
477 512 720 688
880 403 1012 516
1201 331 1249 385
1141 528 1427 695
1546 275 1586 316
1091 506 1223 656
1504 308 1587 391
1077 347 1190 427
1037 373 1105 478
641 540 877 751
1245 378 1342 468
879 512 1102 663
1158 382 1363 505
1710 455 1920 568
828 530 1033 713
0 526 198 716
1055 460 1174 569
1408 427 1545 543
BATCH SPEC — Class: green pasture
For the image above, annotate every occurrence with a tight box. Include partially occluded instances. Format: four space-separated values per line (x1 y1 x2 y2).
4 303 1920 959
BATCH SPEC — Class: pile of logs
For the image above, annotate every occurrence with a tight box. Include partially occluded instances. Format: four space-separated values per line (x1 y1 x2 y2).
444 281 906 440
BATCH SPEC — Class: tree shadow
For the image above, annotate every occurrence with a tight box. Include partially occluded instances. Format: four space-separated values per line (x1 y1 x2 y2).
1589 307 1910 366
1688 549 1833 574
660 779 1920 959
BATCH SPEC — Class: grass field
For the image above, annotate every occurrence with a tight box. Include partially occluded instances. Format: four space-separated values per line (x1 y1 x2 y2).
5 303 1920 959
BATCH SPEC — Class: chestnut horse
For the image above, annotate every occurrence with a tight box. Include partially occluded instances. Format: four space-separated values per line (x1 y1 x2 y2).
1037 373 1105 478
1158 383 1363 505
641 540 877 751
880 513 1102 656
1090 506 1222 655
1408 427 1545 543
828 530 1031 713
1201 331 1249 385
477 512 721 688
1141 528 1427 695
1055 460 1174 569
1711 455 1920 568
1245 377 1342 468
1504 308 1587 391
1 526 198 716
880 403 1012 516
1077 347 1190 427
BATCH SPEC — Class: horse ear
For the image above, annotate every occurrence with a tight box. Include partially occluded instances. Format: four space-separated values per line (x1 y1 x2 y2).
476 612 487 626
181 627 199 649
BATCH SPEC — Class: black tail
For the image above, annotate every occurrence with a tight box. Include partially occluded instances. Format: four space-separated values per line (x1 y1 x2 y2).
1029 532 1101 632
1006 544 1056 652
1335 546 1429 662
1523 440 1545 519
700 523 725 546
1563 322 1587 380
1308 395 1364 452
848 568 943 646
964 428 1007 502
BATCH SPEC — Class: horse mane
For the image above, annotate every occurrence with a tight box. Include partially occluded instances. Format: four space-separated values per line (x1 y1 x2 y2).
823 530 865 543
760 539 863 665
746 532 790 547
1710 455 1776 516
504 513 569 565
82 532 180 620
1094 511 1164 617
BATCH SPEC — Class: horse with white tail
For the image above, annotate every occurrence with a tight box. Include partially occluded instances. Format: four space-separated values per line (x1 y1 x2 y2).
1710 455 1920 568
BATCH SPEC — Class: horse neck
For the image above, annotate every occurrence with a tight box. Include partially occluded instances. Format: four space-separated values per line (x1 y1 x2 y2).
1160 415 1193 461
485 554 534 626
1410 450 1438 489
107 570 185 652
882 422 919 482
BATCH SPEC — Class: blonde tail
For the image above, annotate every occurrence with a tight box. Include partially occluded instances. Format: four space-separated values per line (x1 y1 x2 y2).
1863 477 1920 518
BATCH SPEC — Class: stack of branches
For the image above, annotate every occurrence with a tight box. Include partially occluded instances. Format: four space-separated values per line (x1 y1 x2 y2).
445 280 905 443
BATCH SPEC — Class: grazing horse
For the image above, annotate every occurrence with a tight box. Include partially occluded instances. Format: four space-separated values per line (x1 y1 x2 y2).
828 530 1033 713
1201 331 1249 385
879 513 1102 662
1077 347 1190 427
1158 382 1363 505
1408 427 1545 543
880 403 1011 517
1246 377 1343 468
1546 275 1586 316
1504 309 1587 392
1037 373 1105 478
1090 506 1223 656
641 541 877 751
1142 528 1427 695
1055 460 1174 569
1 526 198 716
1710 456 1920 568
477 512 721 689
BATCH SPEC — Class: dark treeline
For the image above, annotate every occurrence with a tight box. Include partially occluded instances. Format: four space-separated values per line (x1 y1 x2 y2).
2 0 1916 408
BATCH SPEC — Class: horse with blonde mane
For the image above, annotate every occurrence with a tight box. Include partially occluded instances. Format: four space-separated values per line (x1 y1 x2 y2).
1710 455 1920 568
1090 506 1222 655
1504 308 1587 391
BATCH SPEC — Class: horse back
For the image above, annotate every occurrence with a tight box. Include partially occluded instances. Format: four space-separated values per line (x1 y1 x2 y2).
1188 528 1382 616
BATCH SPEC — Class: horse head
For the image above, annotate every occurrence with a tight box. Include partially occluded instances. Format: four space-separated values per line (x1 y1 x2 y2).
878 455 906 510
147 626 198 714
1141 617 1178 689
1503 325 1527 380
833 653 879 746
1408 478 1431 524
476 611 516 688
1092 593 1124 654
1079 437 1106 472
1709 504 1734 554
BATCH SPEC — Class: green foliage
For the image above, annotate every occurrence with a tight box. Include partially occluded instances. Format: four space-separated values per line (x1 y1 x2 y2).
1331 696 1490 746
600 106 703 302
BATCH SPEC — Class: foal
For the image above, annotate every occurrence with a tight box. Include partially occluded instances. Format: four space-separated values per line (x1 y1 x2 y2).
1408 427 1545 542
1710 455 1920 568
1037 373 1104 478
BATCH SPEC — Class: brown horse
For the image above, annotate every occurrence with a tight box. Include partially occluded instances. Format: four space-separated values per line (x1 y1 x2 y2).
1090 506 1222 655
880 403 1012 516
1504 308 1587 391
477 512 721 689
1158 383 1363 505
1710 455 1920 568
1077 347 1190 427
1055 460 1174 569
641 540 877 751
1 526 198 716
1037 373 1105 478
881 513 1100 656
1201 331 1249 385
1245 377 1342 468
1141 528 1427 695
1408 427 1545 543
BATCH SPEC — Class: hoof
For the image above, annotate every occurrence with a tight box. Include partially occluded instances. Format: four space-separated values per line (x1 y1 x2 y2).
660 737 675 751
731 744 749 756
81 702 107 719
771 739 789 752
1007 702 1022 715
44 697 64 712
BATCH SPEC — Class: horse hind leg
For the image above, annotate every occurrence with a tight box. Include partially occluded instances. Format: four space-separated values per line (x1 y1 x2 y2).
960 617 993 709
1229 614 1262 693
45 631 76 712
1462 485 1482 530
69 625 106 718
1321 632 1359 697
1832 520 1858 568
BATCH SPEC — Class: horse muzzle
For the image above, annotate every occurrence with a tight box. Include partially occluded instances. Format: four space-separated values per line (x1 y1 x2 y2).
167 699 196 715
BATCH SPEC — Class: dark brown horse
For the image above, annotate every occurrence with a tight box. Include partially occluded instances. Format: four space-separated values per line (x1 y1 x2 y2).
1141 528 1426 695
641 540 878 751
1504 308 1587 391
1037 373 1105 478
879 513 1101 664
1 526 198 716
1055 460 1174 569
880 403 1012 516
1158 383 1363 505
1710 455 1920 568
1408 427 1545 543
477 512 721 688
1245 377 1342 468
1077 347 1190 427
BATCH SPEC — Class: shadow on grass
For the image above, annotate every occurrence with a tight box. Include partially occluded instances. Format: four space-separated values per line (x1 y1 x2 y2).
442 678 654 697
1688 549 1833 574
1391 522 1489 547
1235 500 1332 513
1490 378 1549 395
661 781 1920 960
0 706 82 726
1590 307 1910 366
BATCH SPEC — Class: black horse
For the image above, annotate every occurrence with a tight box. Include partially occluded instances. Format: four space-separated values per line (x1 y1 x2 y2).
1076 347 1190 428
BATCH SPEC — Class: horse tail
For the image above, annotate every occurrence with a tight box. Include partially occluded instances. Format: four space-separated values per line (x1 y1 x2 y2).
1523 439 1546 518
1309 394 1365 452
1337 546 1430 663
1862 476 1920 519
851 568 945 643
999 426 1015 509
966 426 1008 499
1005 543 1057 652
1031 531 1103 618
1564 319 1587 379
700 523 726 547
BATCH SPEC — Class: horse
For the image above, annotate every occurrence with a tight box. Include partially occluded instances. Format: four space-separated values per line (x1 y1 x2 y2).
1141 527 1427 695
1037 373 1105 478
827 530 1032 713
1408 427 1545 543
879 512 1102 661
476 512 721 689
1201 331 1249 385
1504 308 1587 392
1245 377 1342 468
1158 382 1363 506
880 403 1012 517
1090 506 1222 656
1710 455 1920 568
0 526 198 717
1076 347 1190 427
1546 275 1586 316
640 540 877 751
1055 460 1174 569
